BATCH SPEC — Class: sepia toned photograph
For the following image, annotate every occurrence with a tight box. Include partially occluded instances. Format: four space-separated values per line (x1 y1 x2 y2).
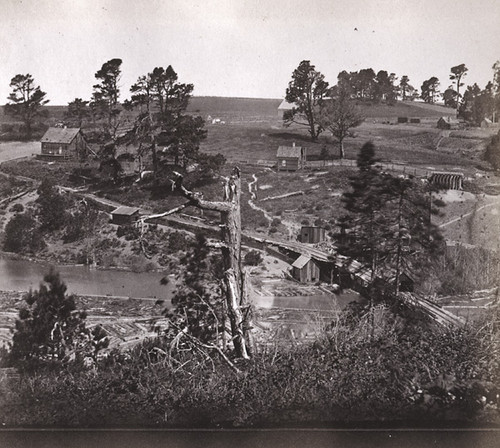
0 0 499 446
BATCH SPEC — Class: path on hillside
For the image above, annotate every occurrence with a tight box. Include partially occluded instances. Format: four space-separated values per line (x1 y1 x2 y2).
438 195 500 229
247 173 300 239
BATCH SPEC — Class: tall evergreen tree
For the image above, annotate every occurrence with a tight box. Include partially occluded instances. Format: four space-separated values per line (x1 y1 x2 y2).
339 142 395 277
284 60 329 141
91 58 122 139
450 64 468 111
127 65 207 179
399 75 411 101
421 77 440 104
339 143 444 294
384 177 445 294
5 73 49 139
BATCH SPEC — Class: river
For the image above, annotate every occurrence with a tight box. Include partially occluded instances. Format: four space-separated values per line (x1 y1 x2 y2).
0 257 174 299
0 256 362 311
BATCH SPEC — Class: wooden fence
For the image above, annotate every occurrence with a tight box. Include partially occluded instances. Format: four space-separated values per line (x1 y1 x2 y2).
233 158 431 178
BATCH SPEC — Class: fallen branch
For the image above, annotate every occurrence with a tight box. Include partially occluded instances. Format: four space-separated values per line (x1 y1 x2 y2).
139 201 192 223
0 188 34 207
260 190 304 202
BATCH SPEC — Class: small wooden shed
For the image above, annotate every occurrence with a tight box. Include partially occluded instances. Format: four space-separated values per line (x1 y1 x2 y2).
40 127 88 160
292 254 320 283
111 206 140 225
277 144 306 171
300 226 326 244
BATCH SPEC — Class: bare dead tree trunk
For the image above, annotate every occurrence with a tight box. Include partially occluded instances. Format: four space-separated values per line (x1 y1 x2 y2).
142 167 253 359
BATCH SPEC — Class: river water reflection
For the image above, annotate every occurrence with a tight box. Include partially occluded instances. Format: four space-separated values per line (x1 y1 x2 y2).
0 257 173 299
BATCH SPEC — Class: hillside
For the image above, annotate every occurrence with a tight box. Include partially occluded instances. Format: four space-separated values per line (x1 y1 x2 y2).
0 98 456 125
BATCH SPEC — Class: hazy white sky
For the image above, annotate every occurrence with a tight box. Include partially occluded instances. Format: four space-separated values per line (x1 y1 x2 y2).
1 0 499 104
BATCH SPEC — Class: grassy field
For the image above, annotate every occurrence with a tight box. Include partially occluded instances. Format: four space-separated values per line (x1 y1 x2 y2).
184 98 497 173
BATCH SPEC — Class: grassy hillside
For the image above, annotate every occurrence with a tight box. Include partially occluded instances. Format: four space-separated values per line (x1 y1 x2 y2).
0 99 454 125
188 96 281 118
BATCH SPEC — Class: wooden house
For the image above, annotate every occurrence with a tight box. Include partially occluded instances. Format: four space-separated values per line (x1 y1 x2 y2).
300 226 326 244
111 206 140 225
292 254 320 283
276 143 306 171
40 127 88 160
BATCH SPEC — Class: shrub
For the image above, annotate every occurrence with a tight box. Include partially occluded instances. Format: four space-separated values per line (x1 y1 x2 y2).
168 231 190 252
3 212 45 254
36 178 69 231
243 250 263 266
484 130 500 170
10 203 24 213
0 304 498 427
271 217 281 227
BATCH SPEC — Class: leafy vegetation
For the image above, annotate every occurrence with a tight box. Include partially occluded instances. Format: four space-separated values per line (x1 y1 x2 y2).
36 178 69 232
284 60 330 141
164 233 224 345
1 56 500 428
484 129 500 170
6 270 101 371
2 212 45 254
0 300 498 427
319 82 364 159
4 74 49 139
338 142 444 296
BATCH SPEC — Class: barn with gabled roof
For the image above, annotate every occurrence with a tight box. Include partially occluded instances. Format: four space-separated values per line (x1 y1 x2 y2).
277 99 295 118
40 127 88 160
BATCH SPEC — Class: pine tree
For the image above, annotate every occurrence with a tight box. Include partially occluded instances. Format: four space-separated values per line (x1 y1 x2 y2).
339 142 395 278
339 142 445 294
384 176 445 294
9 270 87 365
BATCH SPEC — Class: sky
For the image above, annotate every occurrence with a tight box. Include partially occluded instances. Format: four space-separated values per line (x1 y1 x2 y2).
1 0 499 105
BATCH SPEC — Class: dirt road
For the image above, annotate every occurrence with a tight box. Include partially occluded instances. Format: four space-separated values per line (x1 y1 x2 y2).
0 142 39 163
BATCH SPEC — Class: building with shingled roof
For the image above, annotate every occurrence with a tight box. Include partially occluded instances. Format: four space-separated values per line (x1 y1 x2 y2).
40 127 88 160
111 206 141 225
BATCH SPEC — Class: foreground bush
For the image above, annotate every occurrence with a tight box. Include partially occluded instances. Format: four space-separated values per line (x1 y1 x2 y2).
0 305 498 428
